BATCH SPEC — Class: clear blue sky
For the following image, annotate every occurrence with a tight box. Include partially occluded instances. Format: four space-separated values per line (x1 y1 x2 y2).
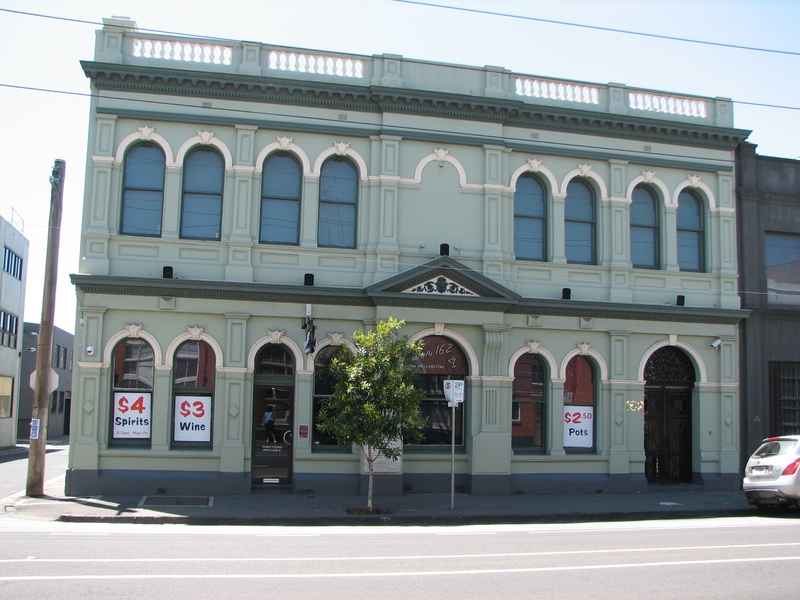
1 0 798 333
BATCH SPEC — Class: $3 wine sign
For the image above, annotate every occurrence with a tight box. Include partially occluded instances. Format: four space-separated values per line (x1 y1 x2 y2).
173 396 212 442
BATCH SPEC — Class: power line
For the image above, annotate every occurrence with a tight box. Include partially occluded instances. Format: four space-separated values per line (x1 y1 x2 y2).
391 0 800 57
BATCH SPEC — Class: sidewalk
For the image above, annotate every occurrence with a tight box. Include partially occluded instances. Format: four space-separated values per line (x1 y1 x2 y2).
2 474 754 526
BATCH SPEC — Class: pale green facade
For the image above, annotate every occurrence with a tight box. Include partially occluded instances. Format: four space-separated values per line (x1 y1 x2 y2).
67 18 749 496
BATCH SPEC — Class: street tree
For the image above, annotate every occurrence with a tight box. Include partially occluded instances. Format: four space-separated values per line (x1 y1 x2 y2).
317 318 426 511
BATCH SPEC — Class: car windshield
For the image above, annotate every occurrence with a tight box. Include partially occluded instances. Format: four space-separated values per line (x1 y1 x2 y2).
753 439 799 458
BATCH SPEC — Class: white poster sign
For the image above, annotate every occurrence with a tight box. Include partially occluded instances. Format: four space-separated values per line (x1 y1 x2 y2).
30 418 40 440
443 379 464 403
563 406 594 448
113 392 152 439
173 396 212 442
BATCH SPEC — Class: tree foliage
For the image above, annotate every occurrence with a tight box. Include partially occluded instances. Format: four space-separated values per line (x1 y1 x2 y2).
316 318 426 510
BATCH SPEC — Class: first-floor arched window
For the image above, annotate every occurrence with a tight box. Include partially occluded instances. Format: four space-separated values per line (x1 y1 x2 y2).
172 340 215 448
564 355 596 451
180 147 224 240
677 190 704 272
514 175 547 261
318 158 357 248
512 353 546 451
407 336 469 447
110 338 154 447
121 144 165 237
630 185 659 269
565 179 596 264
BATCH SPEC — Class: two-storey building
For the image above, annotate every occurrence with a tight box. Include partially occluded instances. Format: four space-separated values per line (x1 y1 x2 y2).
67 17 749 497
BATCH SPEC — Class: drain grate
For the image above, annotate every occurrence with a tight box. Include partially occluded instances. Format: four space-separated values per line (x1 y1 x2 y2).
139 496 214 507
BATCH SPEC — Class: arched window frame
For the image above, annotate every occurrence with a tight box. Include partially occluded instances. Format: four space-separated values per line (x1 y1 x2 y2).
120 143 166 237
564 179 596 265
180 147 224 241
312 345 352 453
676 189 705 272
630 185 660 269
260 152 303 245
109 338 155 447
514 175 548 261
171 340 216 449
318 157 358 249
512 353 547 453
563 354 597 453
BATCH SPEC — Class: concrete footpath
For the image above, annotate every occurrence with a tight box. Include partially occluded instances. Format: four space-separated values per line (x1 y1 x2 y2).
0 470 755 527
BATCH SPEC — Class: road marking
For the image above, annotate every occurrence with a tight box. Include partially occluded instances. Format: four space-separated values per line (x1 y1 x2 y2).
3 555 800 581
2 541 800 564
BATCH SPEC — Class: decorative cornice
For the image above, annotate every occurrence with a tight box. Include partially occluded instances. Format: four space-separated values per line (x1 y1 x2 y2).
81 61 749 150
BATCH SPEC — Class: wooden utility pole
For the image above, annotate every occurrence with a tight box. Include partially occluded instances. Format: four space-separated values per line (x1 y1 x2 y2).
26 159 65 497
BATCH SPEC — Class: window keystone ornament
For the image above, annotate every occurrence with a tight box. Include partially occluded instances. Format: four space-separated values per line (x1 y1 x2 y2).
125 323 143 338
433 148 450 162
577 342 592 355
138 126 155 141
578 164 592 177
265 329 285 344
277 136 293 150
642 170 656 183
333 141 350 156
187 326 204 340
687 174 702 188
328 332 345 346
198 130 215 145
527 159 542 172
526 340 542 354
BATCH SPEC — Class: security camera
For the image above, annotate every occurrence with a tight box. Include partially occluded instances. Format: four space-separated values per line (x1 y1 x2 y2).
710 339 722 350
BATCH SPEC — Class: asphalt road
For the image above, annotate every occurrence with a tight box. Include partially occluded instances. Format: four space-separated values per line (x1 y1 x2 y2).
1 516 799 599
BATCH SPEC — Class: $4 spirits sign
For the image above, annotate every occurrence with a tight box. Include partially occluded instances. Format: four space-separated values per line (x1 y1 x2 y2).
113 392 151 439
174 396 212 442
563 406 594 448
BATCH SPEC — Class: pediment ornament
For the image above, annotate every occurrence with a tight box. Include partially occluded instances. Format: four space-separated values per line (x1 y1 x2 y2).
404 276 477 296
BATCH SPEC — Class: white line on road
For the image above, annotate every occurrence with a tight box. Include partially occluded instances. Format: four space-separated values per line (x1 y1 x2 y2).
2 541 799 564
2 555 800 581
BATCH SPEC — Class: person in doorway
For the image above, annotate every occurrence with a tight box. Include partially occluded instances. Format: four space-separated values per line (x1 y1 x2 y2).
262 403 277 443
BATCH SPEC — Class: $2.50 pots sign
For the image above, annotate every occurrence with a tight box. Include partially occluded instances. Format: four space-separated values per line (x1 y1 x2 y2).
173 396 212 442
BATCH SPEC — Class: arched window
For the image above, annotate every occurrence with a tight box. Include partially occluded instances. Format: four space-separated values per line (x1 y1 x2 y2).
677 190 704 272
564 355 596 451
565 180 595 265
318 158 357 248
172 340 215 447
512 353 546 451
121 144 165 237
180 148 224 240
514 176 547 261
260 154 302 245
408 336 469 447
110 338 154 446
312 345 350 451
630 185 659 269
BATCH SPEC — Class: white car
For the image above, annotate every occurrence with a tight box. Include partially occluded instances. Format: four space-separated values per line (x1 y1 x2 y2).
743 435 800 512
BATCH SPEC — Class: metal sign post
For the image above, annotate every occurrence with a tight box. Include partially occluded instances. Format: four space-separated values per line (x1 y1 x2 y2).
443 380 464 510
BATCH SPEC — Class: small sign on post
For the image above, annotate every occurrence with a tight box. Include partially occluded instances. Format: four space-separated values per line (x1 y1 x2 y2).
30 419 40 440
443 379 464 510
443 379 464 406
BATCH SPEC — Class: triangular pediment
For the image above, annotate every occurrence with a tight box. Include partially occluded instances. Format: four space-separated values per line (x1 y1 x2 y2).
366 257 520 303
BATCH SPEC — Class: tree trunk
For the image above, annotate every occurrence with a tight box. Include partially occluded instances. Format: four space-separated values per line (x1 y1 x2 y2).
365 445 374 512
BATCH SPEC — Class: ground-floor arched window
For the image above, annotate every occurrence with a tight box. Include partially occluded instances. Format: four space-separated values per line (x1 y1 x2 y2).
171 340 215 449
110 338 154 447
564 355 596 451
512 353 546 452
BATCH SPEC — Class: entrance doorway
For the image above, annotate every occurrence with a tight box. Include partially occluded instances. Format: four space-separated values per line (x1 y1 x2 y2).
643 347 695 484
252 345 295 486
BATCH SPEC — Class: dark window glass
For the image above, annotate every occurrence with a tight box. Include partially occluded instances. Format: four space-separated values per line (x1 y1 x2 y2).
770 362 800 436
121 144 165 237
255 345 294 376
174 340 215 389
318 159 357 248
677 190 704 272
765 233 800 306
564 355 596 451
181 148 224 240
112 339 154 390
407 336 468 447
565 180 595 264
0 312 18 348
3 247 22 279
313 345 350 450
512 354 546 451
261 154 301 244
630 186 659 269
514 176 546 261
